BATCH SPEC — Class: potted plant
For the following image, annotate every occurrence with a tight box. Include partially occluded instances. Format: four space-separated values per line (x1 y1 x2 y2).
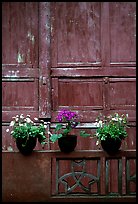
94 113 128 154
6 114 47 155
49 109 90 153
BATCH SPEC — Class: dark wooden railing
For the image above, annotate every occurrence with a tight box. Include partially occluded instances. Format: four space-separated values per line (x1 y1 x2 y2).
2 150 136 202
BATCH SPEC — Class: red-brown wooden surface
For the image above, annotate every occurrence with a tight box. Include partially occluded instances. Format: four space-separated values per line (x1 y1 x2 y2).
2 151 136 202
2 2 136 202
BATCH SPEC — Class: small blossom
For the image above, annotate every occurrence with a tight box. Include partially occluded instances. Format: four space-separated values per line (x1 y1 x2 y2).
15 117 19 122
96 140 99 146
25 118 32 123
93 122 99 127
48 131 52 136
10 121 15 127
19 124 24 126
119 118 122 121
20 114 24 119
6 129 9 132
98 120 103 127
34 117 38 121
112 117 118 121
96 132 99 136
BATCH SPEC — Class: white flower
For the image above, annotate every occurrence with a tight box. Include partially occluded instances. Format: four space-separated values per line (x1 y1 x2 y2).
15 117 19 122
19 124 24 126
48 131 52 136
26 118 31 123
10 121 15 127
34 117 38 121
119 118 122 121
112 117 118 121
96 140 99 146
20 114 24 119
6 129 9 132
98 120 103 127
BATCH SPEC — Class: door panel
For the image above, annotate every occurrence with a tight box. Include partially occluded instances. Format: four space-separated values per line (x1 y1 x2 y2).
2 2 38 66
2 80 38 110
51 2 101 67
2 2 39 123
2 2 41 151
109 2 136 64
50 2 136 125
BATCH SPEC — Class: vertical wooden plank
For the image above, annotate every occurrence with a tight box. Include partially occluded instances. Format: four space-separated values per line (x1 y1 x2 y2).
118 159 122 195
39 2 51 118
100 157 106 195
101 2 110 67
52 78 59 111
50 2 57 68
103 77 110 111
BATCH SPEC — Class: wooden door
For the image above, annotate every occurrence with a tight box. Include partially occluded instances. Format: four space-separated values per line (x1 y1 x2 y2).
2 2 41 150
47 3 136 196
49 2 136 151
2 2 136 150
2 2 136 201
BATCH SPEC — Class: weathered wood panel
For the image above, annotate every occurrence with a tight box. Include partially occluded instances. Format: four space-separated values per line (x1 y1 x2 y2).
2 80 38 109
2 3 136 202
52 78 103 109
50 2 136 122
39 2 52 118
51 2 101 67
2 2 38 66
109 2 136 65
2 2 41 151
49 3 136 200
2 151 136 202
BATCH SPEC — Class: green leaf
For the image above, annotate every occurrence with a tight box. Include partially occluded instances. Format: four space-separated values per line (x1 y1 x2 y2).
55 124 63 132
50 134 62 142
63 128 70 135
40 141 46 145
80 130 91 138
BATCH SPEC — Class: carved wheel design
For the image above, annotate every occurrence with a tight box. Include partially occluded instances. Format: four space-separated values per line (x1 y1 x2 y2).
56 159 100 195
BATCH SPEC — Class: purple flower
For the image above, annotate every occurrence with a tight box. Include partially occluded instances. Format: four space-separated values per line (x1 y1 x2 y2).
57 109 78 123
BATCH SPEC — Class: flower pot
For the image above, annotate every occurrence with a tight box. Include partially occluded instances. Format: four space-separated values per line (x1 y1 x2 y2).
101 138 122 154
58 135 77 153
16 137 37 155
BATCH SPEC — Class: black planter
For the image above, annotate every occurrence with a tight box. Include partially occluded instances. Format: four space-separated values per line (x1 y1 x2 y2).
58 135 77 153
16 137 37 155
101 138 122 154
